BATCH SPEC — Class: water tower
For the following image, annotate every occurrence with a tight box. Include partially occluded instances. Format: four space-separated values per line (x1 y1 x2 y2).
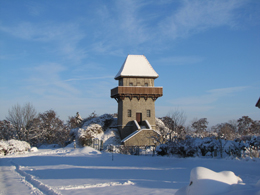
111 55 163 141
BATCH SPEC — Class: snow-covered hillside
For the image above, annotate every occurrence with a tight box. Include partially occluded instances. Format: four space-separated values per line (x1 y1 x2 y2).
1 145 260 195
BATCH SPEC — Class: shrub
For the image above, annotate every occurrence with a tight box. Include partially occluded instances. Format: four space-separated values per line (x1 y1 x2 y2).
0 139 31 156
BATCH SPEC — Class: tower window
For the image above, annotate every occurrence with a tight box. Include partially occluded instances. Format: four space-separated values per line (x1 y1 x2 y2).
129 82 133 86
145 83 148 87
127 109 132 117
147 110 151 117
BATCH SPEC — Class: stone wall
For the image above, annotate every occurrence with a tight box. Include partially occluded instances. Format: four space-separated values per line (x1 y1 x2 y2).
123 129 161 146
119 78 154 87
117 97 156 139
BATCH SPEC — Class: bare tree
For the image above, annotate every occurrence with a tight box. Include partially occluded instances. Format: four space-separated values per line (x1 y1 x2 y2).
6 103 37 140
162 109 187 140
191 118 208 134
212 123 236 140
251 120 260 135
237 116 254 135
228 119 238 134
67 112 83 129
29 110 70 146
167 109 187 127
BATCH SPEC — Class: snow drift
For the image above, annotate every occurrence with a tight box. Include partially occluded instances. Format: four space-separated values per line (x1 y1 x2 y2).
176 167 243 195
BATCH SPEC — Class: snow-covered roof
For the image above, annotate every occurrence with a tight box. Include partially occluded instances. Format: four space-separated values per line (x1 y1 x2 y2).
115 55 159 80
256 97 260 108
121 129 161 143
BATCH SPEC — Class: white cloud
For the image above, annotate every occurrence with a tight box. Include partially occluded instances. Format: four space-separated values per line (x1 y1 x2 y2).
89 0 247 55
25 63 80 97
116 1 150 44
0 22 87 62
0 0 249 57
160 0 245 39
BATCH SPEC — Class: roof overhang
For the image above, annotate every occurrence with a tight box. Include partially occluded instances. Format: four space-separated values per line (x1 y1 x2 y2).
115 75 159 80
256 97 260 109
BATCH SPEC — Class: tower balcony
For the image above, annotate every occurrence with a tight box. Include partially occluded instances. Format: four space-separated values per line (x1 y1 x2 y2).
111 86 163 101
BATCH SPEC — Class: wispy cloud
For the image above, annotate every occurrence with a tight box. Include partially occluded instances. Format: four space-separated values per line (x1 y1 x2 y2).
0 22 86 62
25 1 46 16
115 1 151 44
0 0 247 57
90 0 247 55
25 63 80 97
169 86 248 106
90 0 157 54
160 0 245 39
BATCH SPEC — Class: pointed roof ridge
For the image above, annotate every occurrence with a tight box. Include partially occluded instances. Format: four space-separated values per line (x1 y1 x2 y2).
114 55 159 80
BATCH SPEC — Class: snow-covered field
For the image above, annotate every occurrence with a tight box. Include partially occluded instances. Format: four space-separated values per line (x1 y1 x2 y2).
1 145 260 195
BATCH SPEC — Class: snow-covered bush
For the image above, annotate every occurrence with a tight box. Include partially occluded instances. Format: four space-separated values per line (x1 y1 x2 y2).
81 114 114 130
0 120 16 140
156 144 168 156
0 139 31 156
156 118 177 140
30 147 38 152
67 112 83 129
70 114 120 148
156 135 260 158
0 140 8 155
78 124 103 146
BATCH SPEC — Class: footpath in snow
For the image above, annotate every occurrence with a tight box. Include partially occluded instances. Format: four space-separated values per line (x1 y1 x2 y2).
1 145 260 195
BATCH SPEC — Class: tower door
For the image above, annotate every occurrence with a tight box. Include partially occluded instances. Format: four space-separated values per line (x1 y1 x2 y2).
136 113 142 125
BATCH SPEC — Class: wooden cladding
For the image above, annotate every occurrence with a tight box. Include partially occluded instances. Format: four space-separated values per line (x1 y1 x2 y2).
111 86 163 101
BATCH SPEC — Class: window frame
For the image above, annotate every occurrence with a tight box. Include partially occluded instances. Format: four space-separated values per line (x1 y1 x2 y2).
147 110 151 117
127 109 132 117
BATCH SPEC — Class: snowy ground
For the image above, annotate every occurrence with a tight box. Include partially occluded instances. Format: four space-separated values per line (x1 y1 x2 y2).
1 146 260 195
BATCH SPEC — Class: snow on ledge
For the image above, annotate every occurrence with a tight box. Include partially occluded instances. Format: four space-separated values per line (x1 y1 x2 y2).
144 120 152 129
133 120 141 130
121 129 160 143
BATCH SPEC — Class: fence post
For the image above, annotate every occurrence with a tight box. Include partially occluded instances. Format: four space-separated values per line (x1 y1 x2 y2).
250 146 252 157
100 140 103 151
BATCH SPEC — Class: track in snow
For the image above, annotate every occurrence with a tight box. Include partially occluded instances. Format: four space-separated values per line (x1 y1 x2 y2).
11 161 61 195
55 180 134 190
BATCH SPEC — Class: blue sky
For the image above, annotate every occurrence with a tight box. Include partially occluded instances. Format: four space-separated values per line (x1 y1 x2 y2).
0 0 259 126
